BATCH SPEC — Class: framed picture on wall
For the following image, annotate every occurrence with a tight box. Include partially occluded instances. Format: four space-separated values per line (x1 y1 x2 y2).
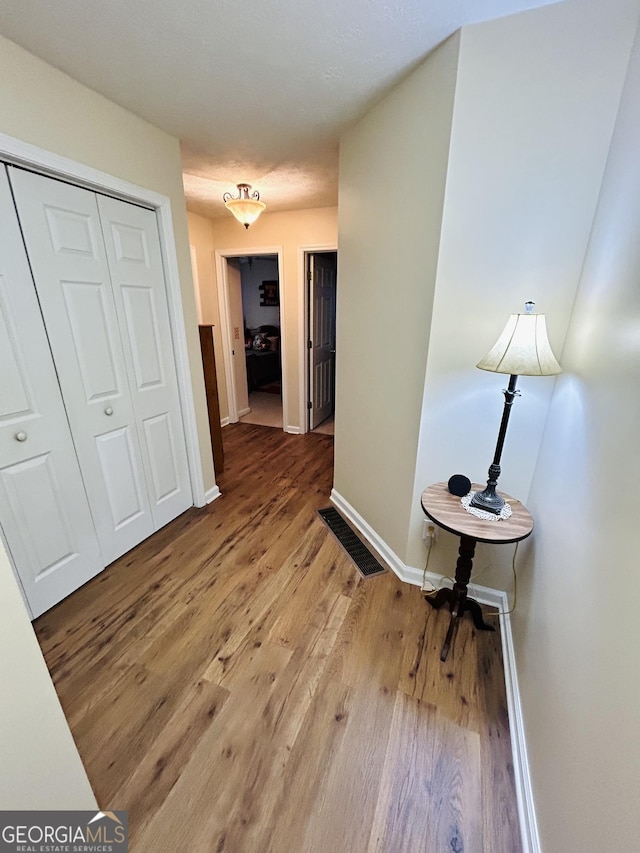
259 280 279 306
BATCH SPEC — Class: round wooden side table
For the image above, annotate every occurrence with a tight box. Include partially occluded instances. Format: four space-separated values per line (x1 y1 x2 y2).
420 482 533 662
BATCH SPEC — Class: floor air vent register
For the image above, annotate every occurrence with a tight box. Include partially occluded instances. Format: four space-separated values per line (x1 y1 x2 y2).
317 507 387 578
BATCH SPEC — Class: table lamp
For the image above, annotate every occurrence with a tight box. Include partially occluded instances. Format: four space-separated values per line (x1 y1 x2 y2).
470 301 562 514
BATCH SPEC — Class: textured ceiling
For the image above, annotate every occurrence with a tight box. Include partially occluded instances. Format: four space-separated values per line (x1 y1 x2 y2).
0 0 556 218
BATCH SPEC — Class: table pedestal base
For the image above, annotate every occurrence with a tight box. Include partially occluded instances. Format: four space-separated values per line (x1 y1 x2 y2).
424 534 495 662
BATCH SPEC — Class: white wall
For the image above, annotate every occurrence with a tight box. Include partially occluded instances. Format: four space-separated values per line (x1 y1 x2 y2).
515 11 640 850
334 33 461 558
0 541 96 808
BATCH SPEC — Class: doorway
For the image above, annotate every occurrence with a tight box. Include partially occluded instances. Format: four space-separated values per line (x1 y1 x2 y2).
216 250 286 430
306 251 337 435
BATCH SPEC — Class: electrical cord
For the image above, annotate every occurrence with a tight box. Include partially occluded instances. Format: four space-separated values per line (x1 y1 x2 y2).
421 532 456 596
485 540 519 618
420 534 434 593
421 536 520 618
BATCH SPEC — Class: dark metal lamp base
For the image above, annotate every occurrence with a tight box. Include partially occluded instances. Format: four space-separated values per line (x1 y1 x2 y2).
469 487 505 515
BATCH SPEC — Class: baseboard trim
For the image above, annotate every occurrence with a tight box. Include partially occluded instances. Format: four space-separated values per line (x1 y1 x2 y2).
220 417 231 428
286 425 302 434
329 488 539 853
204 485 222 504
329 488 483 596
238 407 251 418
499 608 541 853
330 489 410 581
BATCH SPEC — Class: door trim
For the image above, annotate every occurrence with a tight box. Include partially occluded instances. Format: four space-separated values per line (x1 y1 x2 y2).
214 247 287 429
0 131 206 507
298 244 338 434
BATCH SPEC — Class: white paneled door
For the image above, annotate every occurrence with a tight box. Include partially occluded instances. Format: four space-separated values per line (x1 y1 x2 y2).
97 195 191 528
8 167 191 577
9 167 154 565
309 253 336 429
0 168 103 617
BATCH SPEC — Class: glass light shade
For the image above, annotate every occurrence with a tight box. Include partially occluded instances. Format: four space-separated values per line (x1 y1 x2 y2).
223 183 266 228
477 312 562 376
224 197 266 228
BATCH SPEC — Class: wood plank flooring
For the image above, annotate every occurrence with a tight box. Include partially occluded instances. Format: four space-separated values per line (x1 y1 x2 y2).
34 423 521 853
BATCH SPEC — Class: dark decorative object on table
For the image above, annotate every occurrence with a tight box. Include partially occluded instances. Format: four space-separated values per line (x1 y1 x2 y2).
448 474 471 497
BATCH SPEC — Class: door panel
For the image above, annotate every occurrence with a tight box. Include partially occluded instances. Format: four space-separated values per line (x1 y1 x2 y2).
61 279 121 400
142 413 180 503
95 427 147 529
120 285 165 390
0 282 35 421
1 454 79 579
97 195 191 526
44 205 98 256
314 359 332 417
0 167 102 617
9 166 154 564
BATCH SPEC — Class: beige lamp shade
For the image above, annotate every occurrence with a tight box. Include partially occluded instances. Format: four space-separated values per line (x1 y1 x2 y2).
477 312 562 376
223 183 266 228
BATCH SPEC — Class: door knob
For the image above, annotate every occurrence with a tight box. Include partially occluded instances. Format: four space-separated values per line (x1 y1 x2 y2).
15 431 27 442
104 406 114 416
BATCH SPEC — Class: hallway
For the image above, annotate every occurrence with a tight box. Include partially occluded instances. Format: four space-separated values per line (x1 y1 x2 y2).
35 424 519 852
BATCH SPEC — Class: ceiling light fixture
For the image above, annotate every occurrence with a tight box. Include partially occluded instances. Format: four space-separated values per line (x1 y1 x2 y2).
223 183 266 229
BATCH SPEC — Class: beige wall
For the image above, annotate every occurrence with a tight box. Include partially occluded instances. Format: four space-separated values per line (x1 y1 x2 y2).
188 211 230 419
0 34 215 492
335 0 635 578
0 541 97 808
515 12 640 851
187 206 338 429
336 0 640 846
334 34 461 558
406 0 637 576
0 35 217 806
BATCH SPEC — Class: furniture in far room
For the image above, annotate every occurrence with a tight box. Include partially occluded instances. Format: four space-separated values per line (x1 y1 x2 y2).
420 482 533 662
199 325 224 474
245 324 281 391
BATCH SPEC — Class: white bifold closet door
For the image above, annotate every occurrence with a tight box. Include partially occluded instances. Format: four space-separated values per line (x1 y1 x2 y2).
8 167 191 572
0 168 103 617
96 194 192 531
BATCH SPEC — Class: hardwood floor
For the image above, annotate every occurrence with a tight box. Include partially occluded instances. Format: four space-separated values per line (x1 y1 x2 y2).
35 423 521 853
